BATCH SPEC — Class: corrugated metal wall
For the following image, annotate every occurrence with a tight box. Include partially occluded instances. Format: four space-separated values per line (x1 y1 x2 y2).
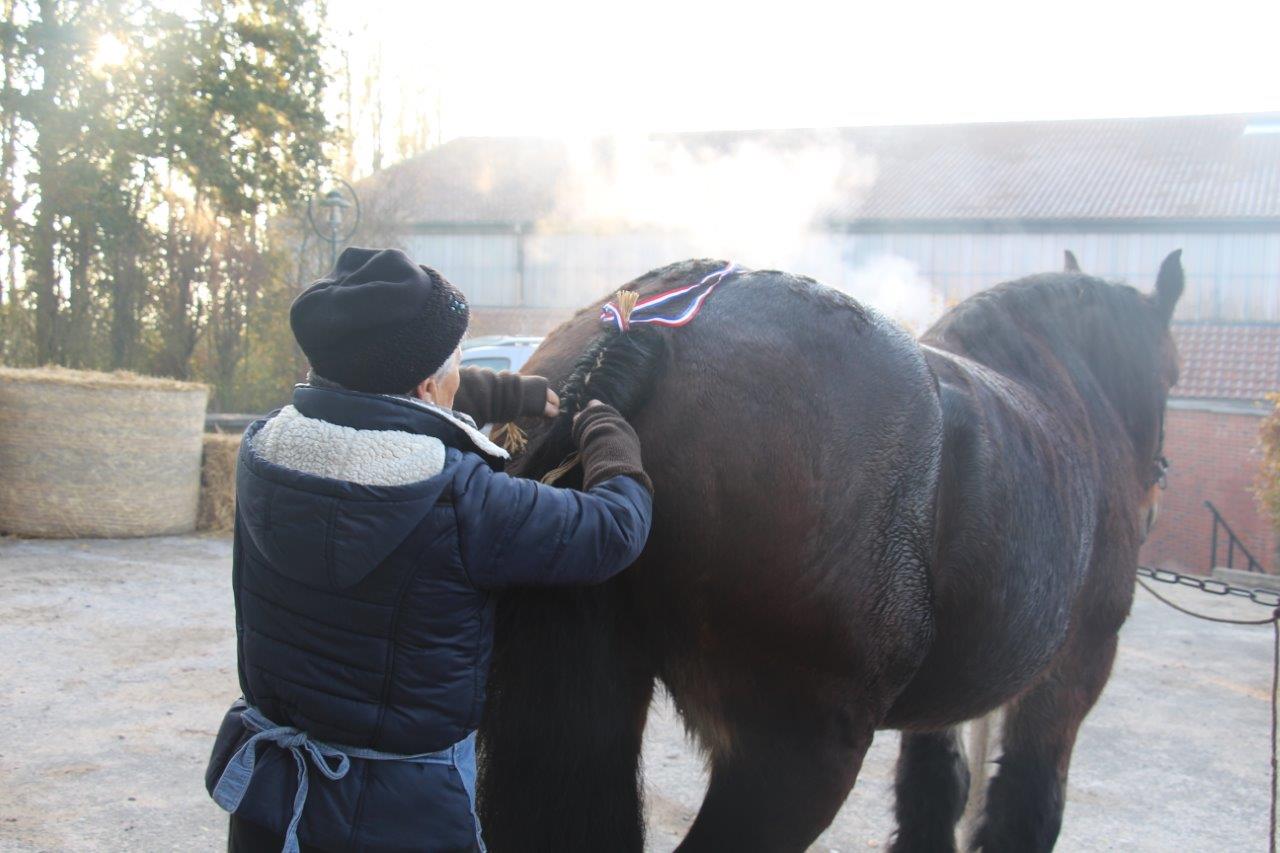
404 229 1280 322
402 233 521 306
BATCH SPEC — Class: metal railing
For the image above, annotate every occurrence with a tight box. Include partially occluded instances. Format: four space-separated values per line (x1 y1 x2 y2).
205 413 258 434
1206 500 1267 574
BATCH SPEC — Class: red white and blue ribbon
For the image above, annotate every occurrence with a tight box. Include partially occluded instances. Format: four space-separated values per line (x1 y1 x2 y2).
600 262 740 332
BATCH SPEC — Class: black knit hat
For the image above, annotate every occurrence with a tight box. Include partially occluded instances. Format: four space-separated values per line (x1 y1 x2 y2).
290 247 469 394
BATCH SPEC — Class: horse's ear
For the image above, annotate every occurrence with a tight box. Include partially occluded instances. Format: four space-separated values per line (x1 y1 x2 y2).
1063 250 1081 273
1154 249 1184 325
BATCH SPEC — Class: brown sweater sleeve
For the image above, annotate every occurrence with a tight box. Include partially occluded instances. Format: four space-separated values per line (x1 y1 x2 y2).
571 403 653 494
453 367 549 425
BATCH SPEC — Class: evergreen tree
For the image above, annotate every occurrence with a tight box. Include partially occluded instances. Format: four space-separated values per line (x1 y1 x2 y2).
0 0 330 406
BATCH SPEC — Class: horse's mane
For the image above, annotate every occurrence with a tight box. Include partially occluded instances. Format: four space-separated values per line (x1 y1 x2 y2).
925 271 1172 462
929 272 1157 335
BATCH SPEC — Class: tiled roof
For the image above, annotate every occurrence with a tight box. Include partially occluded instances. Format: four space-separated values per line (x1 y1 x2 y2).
372 113 1280 226
1171 323 1280 403
831 115 1280 221
365 137 569 226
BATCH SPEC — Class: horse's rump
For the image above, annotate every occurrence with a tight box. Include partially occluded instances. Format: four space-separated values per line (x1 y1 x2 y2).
519 260 941 685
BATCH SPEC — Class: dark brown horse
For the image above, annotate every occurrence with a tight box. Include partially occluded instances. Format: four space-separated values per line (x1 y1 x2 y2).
477 252 1184 852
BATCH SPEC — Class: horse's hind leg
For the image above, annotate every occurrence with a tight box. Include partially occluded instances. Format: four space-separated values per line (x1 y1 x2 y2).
674 696 875 853
888 728 970 853
971 632 1119 852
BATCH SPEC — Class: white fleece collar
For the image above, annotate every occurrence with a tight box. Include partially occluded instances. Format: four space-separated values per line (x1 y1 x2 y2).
377 394 510 461
252 399 508 488
252 406 444 486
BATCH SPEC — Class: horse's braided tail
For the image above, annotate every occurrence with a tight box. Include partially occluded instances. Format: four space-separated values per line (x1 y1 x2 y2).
513 326 668 486
559 326 668 417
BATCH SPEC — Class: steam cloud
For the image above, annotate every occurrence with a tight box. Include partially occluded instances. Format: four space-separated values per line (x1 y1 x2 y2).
543 134 946 333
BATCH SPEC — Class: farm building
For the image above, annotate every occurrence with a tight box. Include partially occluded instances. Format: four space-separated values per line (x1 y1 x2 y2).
1143 324 1278 574
364 112 1280 573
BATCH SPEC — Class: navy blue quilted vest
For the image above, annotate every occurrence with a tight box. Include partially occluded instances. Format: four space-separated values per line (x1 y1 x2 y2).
206 386 652 851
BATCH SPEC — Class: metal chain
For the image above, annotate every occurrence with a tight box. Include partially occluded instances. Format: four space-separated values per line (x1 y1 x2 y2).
1138 565 1280 609
1134 565 1280 852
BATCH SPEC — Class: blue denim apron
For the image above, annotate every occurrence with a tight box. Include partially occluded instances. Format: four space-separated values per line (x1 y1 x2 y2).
209 704 485 853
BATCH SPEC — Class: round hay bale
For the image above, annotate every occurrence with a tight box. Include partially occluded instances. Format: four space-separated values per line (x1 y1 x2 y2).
197 433 242 533
0 366 210 538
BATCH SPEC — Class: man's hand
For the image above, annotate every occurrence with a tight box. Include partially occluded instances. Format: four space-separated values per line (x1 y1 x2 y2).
572 399 605 426
454 367 557 425
570 400 652 493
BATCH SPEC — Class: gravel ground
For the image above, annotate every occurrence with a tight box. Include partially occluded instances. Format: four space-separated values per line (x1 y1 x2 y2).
0 535 1275 852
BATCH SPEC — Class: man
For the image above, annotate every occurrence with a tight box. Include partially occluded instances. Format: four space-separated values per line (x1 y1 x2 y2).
205 248 653 852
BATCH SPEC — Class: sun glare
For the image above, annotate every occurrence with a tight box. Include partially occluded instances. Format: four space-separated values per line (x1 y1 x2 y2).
92 33 129 71
328 0 1280 141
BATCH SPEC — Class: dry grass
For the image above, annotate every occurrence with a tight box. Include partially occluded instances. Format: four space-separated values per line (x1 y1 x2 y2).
0 366 209 537
196 434 241 533
0 365 207 393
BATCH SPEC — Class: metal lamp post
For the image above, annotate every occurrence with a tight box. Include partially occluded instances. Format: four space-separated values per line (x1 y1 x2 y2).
307 180 361 270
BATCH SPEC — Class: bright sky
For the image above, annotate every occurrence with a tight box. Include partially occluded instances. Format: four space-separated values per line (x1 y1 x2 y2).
330 0 1280 141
